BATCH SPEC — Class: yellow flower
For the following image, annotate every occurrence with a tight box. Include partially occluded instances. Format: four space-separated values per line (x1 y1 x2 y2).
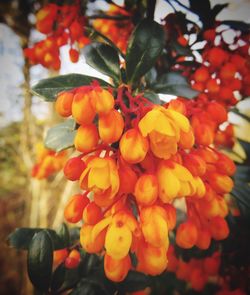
157 160 200 202
138 106 191 159
80 157 119 205
140 205 169 247
105 210 138 259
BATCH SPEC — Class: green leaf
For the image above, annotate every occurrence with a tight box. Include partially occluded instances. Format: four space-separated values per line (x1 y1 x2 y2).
152 72 199 99
7 228 65 250
31 74 109 102
117 270 149 292
70 277 109 295
126 19 165 84
69 227 81 244
143 91 161 104
44 119 76 152
83 42 121 84
211 3 228 18
234 165 250 183
51 264 66 292
27 230 53 292
57 223 70 248
231 181 250 222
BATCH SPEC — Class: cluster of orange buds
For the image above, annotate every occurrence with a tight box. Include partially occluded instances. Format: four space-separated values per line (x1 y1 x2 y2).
167 246 221 292
175 146 235 250
31 143 67 179
24 2 90 69
191 45 250 106
92 5 134 53
53 248 81 269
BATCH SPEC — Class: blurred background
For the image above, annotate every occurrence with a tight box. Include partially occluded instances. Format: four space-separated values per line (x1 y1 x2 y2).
0 0 250 294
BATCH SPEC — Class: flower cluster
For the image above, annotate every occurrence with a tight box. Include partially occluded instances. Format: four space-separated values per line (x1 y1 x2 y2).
52 78 237 282
24 2 90 69
31 143 67 179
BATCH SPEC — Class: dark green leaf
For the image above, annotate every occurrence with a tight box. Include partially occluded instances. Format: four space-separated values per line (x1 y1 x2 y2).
57 223 70 248
231 181 250 222
117 270 149 292
83 42 121 84
152 72 199 99
31 74 109 101
27 230 53 292
51 263 66 292
7 228 64 250
234 166 250 182
69 227 81 244
189 0 212 28
70 278 109 295
143 91 161 104
126 19 165 84
222 20 250 31
79 253 100 276
44 119 76 152
144 68 157 85
211 3 228 18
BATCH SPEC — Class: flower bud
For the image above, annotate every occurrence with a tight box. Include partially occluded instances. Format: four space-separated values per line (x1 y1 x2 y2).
119 128 149 164
74 124 99 152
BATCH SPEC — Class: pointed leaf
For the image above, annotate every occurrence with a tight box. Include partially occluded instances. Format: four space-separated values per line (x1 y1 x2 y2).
31 74 109 102
44 119 76 152
51 264 66 292
83 42 121 84
144 91 161 104
211 3 228 18
117 270 150 292
126 19 165 84
57 223 70 247
152 72 199 99
27 230 53 292
7 228 65 250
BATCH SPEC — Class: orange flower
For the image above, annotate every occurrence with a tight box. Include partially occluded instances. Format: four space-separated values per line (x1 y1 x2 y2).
176 220 198 249
119 128 149 164
74 124 99 152
105 210 138 259
118 160 138 194
209 216 229 240
140 206 169 247
80 157 119 205
80 223 106 253
63 156 86 181
195 229 211 250
138 106 191 159
90 88 114 115
134 174 158 206
55 92 74 117
104 253 131 282
98 109 124 144
72 91 96 125
136 239 168 276
64 194 90 223
157 160 203 202
82 202 103 225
